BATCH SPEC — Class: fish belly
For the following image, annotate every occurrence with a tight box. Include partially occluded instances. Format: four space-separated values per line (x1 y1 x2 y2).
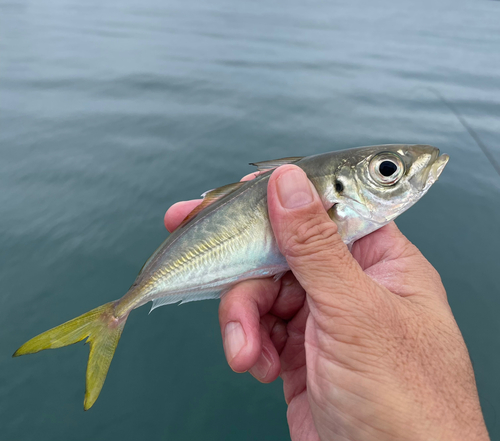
145 218 288 310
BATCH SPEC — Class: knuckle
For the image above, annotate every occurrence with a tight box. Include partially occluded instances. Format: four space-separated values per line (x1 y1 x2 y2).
283 215 342 259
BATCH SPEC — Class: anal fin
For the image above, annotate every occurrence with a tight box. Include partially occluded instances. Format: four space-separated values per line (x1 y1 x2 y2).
150 290 222 312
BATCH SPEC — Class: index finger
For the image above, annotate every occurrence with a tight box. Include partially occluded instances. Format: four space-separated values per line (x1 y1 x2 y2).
164 199 202 232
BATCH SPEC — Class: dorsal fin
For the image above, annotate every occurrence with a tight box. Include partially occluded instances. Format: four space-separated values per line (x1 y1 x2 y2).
179 182 245 227
250 156 304 171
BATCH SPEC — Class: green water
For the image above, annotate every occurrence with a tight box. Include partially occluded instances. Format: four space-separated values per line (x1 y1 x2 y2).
1 0 500 439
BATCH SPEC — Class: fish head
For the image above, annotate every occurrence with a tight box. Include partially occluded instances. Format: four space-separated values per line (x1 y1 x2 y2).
311 144 449 244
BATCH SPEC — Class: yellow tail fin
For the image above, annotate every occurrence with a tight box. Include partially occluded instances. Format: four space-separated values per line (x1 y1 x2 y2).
13 301 127 410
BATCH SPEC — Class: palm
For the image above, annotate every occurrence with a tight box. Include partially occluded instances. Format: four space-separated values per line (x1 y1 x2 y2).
272 222 410 441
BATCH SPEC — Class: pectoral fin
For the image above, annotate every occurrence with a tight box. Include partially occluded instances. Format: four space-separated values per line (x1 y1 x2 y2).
250 156 304 171
180 182 245 227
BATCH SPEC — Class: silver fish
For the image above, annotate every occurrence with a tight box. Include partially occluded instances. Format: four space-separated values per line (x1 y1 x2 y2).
13 144 449 410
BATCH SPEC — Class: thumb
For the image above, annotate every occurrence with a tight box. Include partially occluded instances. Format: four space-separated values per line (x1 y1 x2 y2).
267 165 375 311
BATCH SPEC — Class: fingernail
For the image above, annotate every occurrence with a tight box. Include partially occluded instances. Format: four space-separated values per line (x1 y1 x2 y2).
224 322 246 363
276 168 314 209
249 347 273 381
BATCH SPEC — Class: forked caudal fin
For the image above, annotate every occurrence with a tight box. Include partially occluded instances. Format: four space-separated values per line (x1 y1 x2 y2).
13 301 127 410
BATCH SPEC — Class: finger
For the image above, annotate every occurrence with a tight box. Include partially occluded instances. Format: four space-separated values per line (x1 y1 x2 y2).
280 302 309 404
219 278 281 373
164 199 202 232
353 222 447 302
270 272 306 320
265 313 288 355
351 222 411 270
267 165 373 310
248 314 286 383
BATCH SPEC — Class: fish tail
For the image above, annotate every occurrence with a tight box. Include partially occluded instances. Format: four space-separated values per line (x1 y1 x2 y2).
13 301 128 410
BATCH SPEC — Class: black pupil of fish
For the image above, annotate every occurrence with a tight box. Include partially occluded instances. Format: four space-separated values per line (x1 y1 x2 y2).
379 160 398 177
335 180 343 192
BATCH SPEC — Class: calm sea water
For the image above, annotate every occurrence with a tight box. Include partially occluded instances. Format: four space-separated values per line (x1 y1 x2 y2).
1 0 499 439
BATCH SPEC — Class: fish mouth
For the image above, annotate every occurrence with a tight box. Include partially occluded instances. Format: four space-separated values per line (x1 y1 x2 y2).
410 150 450 192
422 153 449 192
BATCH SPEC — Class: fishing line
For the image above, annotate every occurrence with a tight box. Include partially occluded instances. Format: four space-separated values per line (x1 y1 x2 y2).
424 86 500 178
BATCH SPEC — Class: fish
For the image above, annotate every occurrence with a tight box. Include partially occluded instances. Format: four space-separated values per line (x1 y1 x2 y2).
13 144 449 410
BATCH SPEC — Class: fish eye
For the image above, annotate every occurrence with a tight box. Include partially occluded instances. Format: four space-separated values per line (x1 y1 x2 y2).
335 180 344 193
379 160 398 177
369 153 404 185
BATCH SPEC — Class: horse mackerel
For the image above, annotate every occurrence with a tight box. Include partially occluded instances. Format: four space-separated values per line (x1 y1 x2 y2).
13 144 449 410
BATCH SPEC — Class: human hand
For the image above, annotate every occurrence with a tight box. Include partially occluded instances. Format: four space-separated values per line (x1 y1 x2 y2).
164 166 489 441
